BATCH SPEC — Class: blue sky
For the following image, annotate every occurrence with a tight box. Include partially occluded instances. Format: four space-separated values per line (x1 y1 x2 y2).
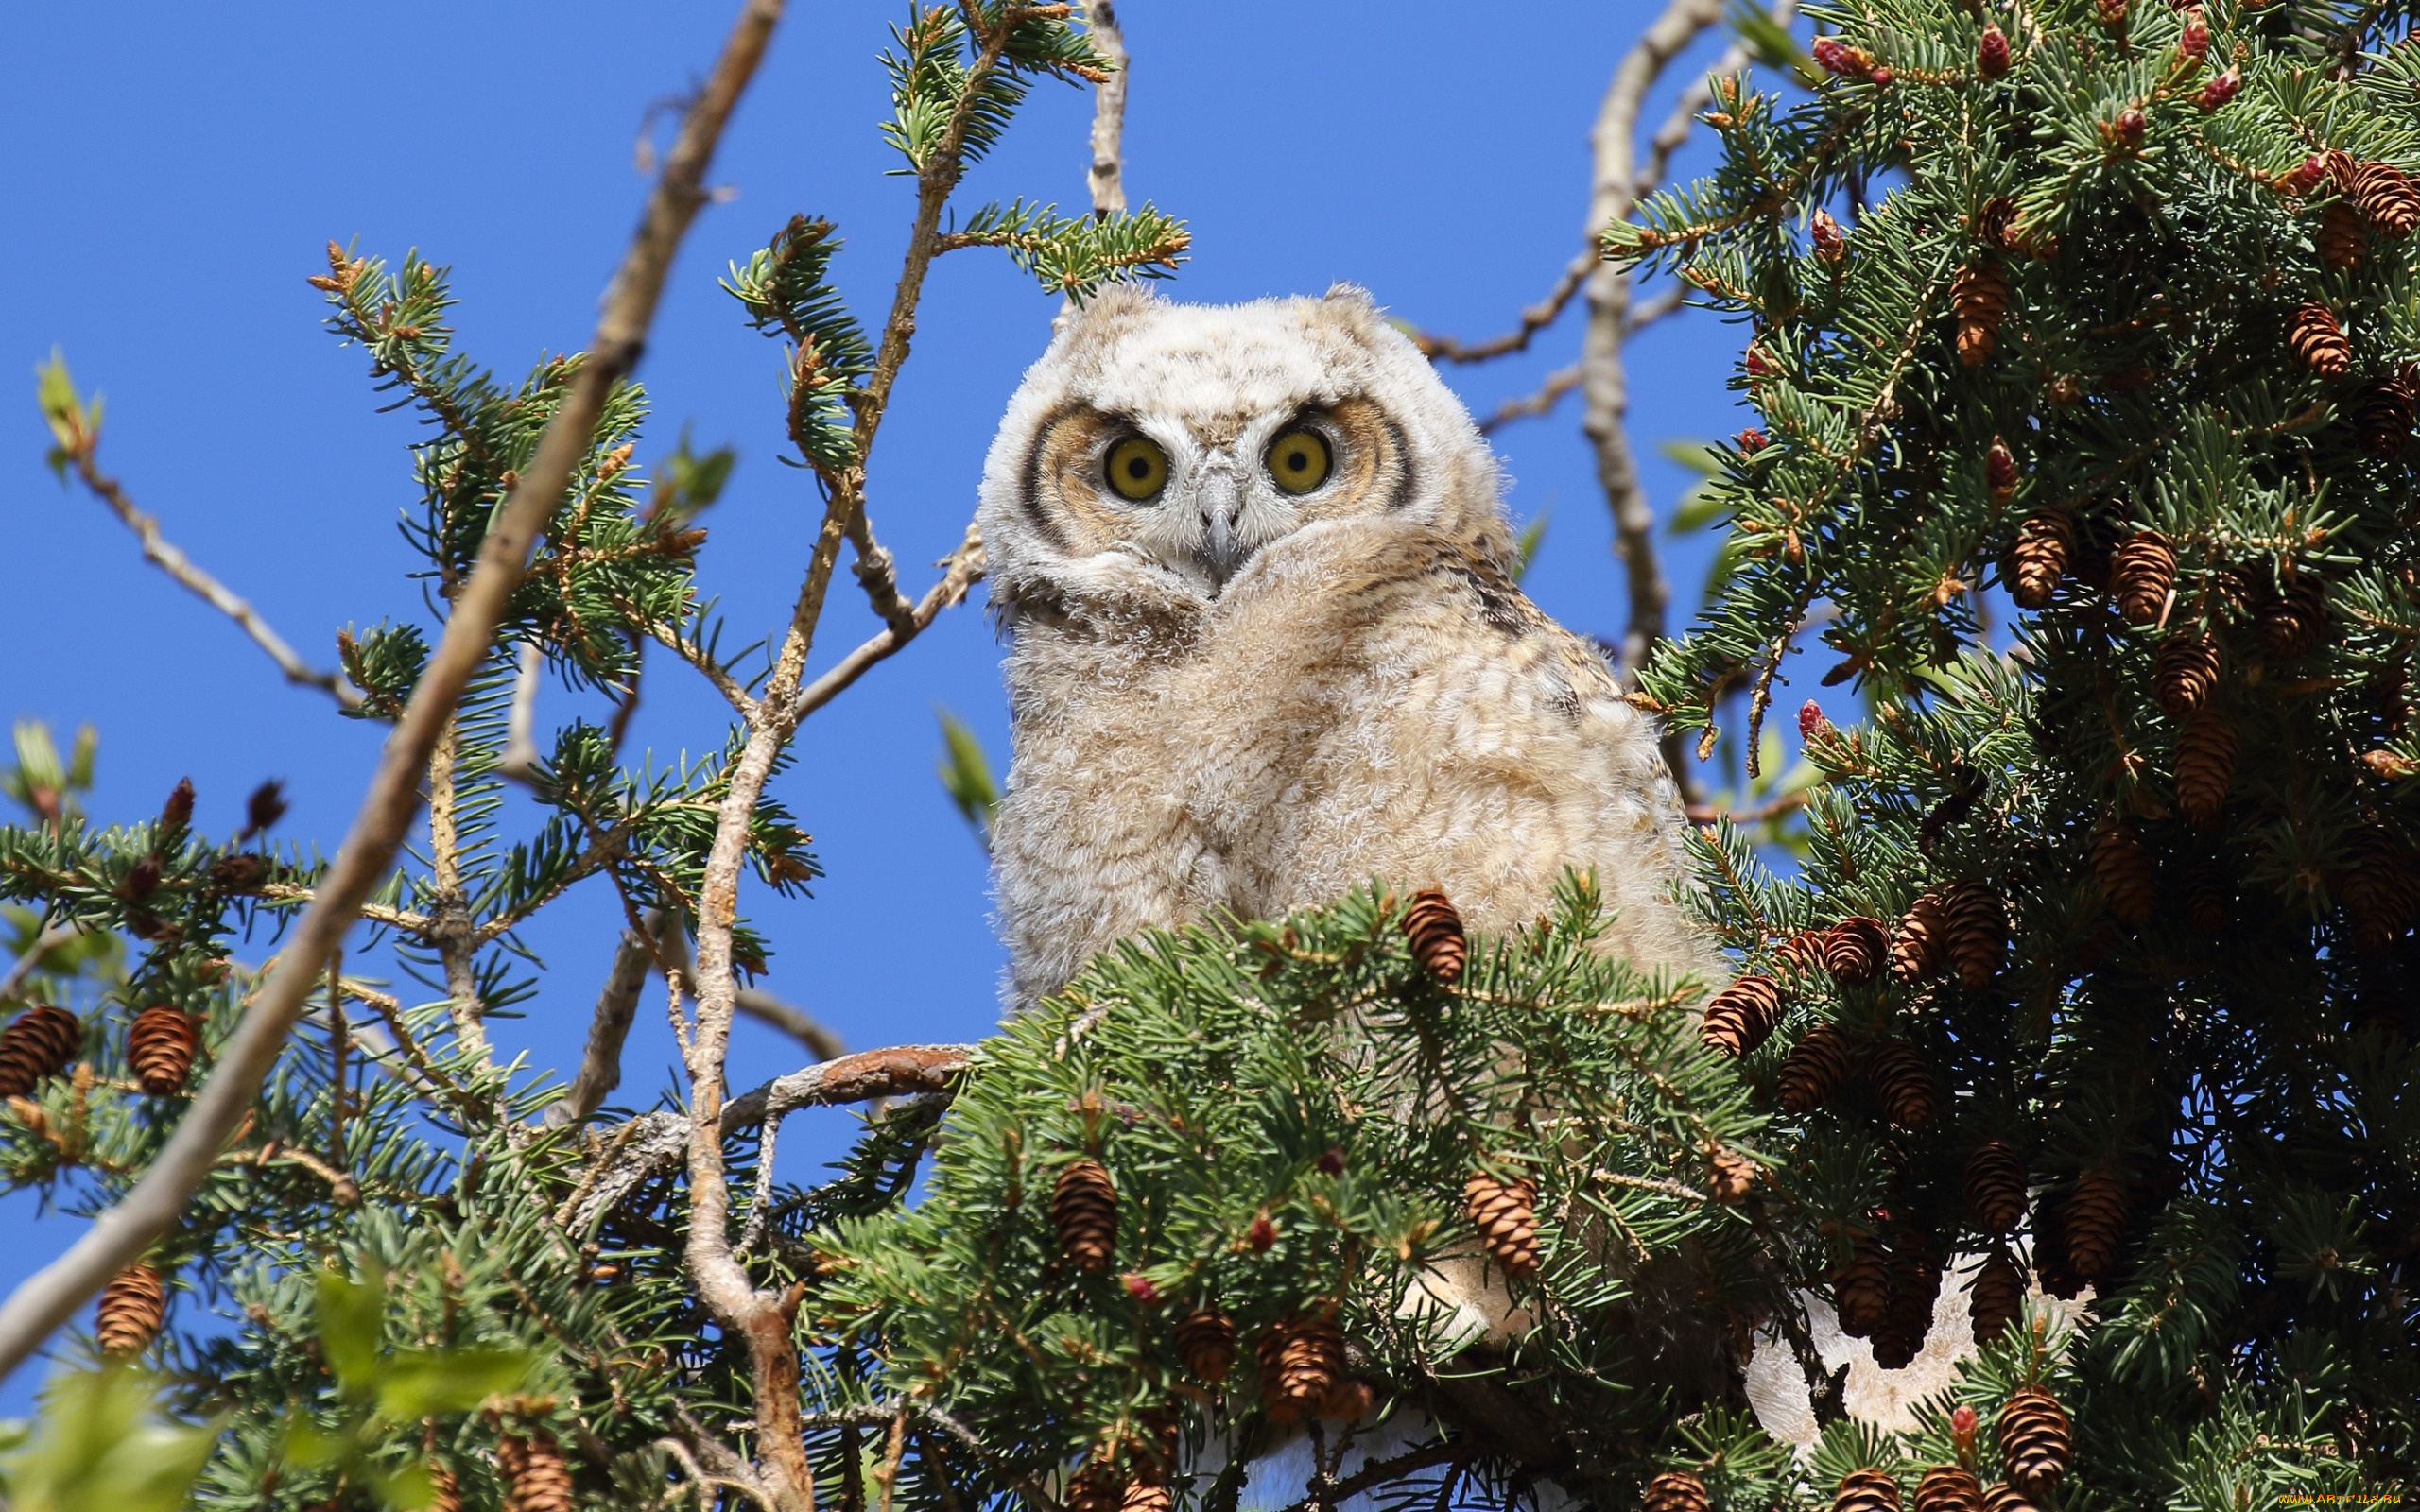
0 2 1774 1408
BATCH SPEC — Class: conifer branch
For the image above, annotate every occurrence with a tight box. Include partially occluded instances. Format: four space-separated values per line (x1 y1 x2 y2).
43 418 364 711
0 0 786 1386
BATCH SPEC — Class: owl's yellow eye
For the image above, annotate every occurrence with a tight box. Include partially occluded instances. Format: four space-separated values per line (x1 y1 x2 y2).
1266 427 1332 493
1105 436 1169 501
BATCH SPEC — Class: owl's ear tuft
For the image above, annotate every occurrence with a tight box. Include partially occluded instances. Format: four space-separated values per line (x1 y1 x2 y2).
1321 283 1383 314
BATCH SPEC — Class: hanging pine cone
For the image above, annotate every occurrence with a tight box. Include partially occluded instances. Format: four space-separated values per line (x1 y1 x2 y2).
495 1432 575 1512
1257 1314 1345 1418
1997 1390 2073 1498
1052 1160 1119 1273
1776 928 1830 975
2110 530 2176 627
1836 1234 1893 1338
1942 883 2008 989
1465 1169 1541 1281
0 1004 81 1100
2290 302 2353 377
2175 709 2238 831
428 1463 462 1512
2352 159 2420 236
2007 512 2071 610
1174 1307 1236 1383
2152 632 2223 718
2339 828 2420 951
1967 1251 2025 1344
1065 1463 1124 1512
1963 1141 2029 1235
1777 1022 1858 1113
1643 1471 1712 1512
2255 574 2327 660
2063 1168 2130 1280
95 1263 166 1355
1914 1466 1986 1512
2178 858 2233 936
1700 974 1784 1057
1952 260 2010 367
1120 1485 1173 1512
1867 1040 1939 1129
1872 1256 1936 1370
127 1005 199 1096
1979 1486 2039 1512
1707 1143 1760 1204
2318 198 2368 269
1823 917 1889 986
1893 892 1948 982
1402 888 1467 981
2088 820 2157 927
2031 1201 2086 1301
1835 1469 1904 1512
2353 371 2416 457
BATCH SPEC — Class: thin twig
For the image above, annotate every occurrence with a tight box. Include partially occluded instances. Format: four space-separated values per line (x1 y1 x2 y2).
1582 0 1726 807
0 920 78 1001
0 0 786 1387
60 453 363 710
1477 366 1581 436
790 524 986 723
653 910 845 1060
1411 250 1595 364
545 920 658 1128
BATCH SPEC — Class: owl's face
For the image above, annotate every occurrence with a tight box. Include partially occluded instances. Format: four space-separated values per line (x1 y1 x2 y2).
979 284 1511 610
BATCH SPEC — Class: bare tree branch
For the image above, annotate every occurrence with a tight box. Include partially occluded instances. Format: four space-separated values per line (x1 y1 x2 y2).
0 920 78 1002
1477 365 1582 437
791 524 986 723
0 0 787 1386
1582 0 1726 807
60 455 362 710
1084 2 1128 219
650 910 845 1061
1409 249 1594 365
547 919 659 1129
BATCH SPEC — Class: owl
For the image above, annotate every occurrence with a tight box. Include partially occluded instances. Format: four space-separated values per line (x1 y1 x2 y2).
977 283 1720 1006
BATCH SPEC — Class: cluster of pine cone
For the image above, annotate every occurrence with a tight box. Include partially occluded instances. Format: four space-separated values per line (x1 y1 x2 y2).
1821 1387 2071 1509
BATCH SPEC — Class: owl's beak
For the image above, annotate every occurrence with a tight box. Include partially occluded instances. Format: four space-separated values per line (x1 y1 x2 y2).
1195 468 1249 589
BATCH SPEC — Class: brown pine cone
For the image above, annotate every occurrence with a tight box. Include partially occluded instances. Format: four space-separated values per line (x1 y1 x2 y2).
128 1005 199 1096
1701 974 1784 1057
2290 303 2353 377
1777 1022 1858 1113
2007 512 2071 610
1835 1468 1905 1512
95 1263 167 1355
1174 1307 1236 1383
2177 858 2233 936
1644 1470 1712 1512
2064 1167 2130 1280
1465 1169 1541 1281
2152 632 2223 719
1707 1143 1760 1204
1403 888 1467 981
1316 1377 1375 1423
1836 1234 1893 1338
1823 917 1890 986
1868 1040 1939 1130
1120 1485 1173 1512
1052 1160 1119 1273
428 1463 462 1512
1066 1463 1125 1512
1874 1249 1944 1368
2353 372 2416 458
2318 198 2368 269
1258 1314 1345 1419
1776 927 1830 975
1915 1466 1986 1512
1943 883 2008 990
496 1433 574 1512
1980 1486 2040 1512
2256 575 2327 661
0 1004 81 1099
2339 829 2420 951
2353 159 2420 237
2175 710 2238 831
1953 261 2010 367
2088 820 2157 927
2110 530 2176 627
1963 1141 2029 1235
1997 1389 2073 1498
1893 893 1949 982
1967 1251 2025 1344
